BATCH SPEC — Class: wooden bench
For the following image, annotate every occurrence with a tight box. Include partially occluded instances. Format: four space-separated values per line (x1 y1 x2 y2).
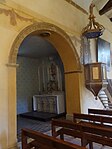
73 112 112 125
52 118 112 149
73 113 112 148
22 128 86 149
88 108 112 116
52 119 92 148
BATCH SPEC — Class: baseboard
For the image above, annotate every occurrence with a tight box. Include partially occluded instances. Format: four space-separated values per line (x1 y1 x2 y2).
8 143 18 149
66 114 73 120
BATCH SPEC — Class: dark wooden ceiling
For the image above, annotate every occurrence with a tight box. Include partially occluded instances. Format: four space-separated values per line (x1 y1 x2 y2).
99 0 112 21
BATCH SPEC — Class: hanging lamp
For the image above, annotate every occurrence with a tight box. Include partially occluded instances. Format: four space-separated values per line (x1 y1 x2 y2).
82 3 105 38
83 3 107 99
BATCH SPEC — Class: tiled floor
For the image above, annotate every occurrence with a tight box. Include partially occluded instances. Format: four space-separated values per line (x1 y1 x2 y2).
17 117 112 149
17 116 51 142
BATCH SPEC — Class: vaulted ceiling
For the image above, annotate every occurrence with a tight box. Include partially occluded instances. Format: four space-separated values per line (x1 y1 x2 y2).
18 35 58 58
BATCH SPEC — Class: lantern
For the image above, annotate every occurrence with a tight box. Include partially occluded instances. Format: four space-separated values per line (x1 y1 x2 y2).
82 3 105 39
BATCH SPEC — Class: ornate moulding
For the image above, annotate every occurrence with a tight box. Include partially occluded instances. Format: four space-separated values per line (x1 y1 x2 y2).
8 22 81 71
0 7 35 26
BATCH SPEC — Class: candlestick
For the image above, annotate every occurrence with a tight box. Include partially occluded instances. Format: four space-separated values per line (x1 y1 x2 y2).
38 67 41 92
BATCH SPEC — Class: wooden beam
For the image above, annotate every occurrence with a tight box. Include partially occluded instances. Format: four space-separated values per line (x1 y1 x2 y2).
99 0 112 15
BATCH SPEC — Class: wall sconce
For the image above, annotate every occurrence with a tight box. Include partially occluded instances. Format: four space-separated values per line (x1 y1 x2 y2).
84 62 108 99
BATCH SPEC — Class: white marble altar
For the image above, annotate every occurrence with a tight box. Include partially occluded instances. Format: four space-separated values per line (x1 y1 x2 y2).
33 93 65 114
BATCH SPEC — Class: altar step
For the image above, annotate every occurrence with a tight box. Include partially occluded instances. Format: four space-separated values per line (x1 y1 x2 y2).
19 111 66 122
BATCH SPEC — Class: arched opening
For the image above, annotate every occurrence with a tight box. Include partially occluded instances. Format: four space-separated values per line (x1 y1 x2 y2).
17 34 66 141
7 22 82 147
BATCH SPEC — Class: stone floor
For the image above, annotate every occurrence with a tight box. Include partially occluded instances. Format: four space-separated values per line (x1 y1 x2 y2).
17 117 112 149
17 116 51 142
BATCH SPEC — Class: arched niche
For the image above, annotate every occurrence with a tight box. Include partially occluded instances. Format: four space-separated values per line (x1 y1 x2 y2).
7 22 82 147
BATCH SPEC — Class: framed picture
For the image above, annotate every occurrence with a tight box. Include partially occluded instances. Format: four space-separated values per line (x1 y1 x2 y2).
96 38 111 71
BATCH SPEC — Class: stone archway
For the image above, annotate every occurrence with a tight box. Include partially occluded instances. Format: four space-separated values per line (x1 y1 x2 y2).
7 22 82 147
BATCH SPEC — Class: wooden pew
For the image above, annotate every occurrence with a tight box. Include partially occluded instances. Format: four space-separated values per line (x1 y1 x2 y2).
52 118 112 149
52 119 92 148
22 128 86 149
73 112 112 125
88 108 112 116
73 113 112 148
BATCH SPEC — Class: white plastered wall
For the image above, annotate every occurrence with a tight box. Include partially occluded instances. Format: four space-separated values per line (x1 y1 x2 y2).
0 0 112 148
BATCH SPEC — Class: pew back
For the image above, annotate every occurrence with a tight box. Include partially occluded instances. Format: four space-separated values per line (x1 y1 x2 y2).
73 112 112 125
88 108 112 116
52 119 112 148
22 128 86 149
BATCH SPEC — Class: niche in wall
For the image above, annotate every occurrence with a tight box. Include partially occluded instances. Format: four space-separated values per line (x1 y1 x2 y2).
16 35 65 115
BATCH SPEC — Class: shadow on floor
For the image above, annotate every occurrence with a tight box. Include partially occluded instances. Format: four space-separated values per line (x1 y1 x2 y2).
17 116 51 142
17 112 66 142
19 111 66 121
